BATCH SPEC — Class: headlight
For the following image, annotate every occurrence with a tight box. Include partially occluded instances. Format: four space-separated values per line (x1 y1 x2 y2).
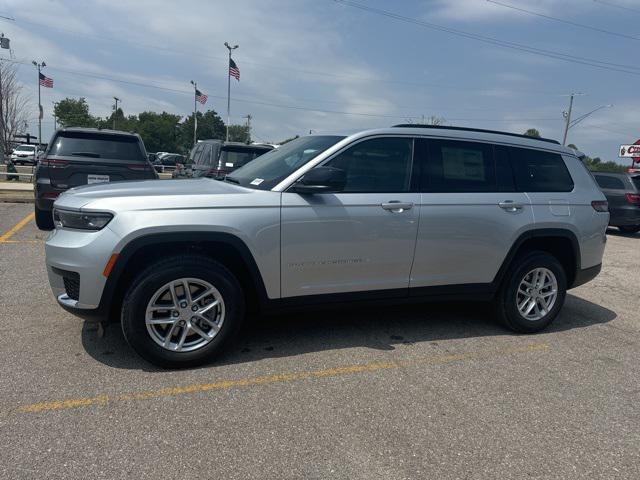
53 209 113 230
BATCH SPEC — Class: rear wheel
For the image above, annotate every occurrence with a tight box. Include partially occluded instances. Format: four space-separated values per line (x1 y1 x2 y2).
34 206 54 230
121 255 245 368
619 225 640 234
494 251 567 333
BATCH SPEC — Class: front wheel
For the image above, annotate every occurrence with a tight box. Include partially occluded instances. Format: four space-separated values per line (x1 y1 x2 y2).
494 251 567 333
121 255 245 368
619 225 640 234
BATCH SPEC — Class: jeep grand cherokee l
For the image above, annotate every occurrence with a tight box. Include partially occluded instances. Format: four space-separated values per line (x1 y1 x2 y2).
45 125 609 367
34 128 157 230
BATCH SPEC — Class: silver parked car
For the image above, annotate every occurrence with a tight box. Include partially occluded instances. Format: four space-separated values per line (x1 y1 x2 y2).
45 125 609 367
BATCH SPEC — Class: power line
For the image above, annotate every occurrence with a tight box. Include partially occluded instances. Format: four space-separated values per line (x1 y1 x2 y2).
592 0 640 15
486 0 640 41
5 57 566 122
333 0 640 76
0 15 576 95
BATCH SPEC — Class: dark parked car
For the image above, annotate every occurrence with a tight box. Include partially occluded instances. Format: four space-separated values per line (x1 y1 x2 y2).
34 128 158 230
592 171 640 233
182 140 274 179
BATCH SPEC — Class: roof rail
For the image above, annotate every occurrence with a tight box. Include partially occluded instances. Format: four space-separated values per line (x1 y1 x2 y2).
391 124 560 145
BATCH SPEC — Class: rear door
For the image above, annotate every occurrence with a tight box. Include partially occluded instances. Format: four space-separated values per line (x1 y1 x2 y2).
410 139 534 289
46 131 153 188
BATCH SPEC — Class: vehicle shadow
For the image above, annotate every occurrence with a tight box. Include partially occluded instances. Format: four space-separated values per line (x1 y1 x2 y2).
81 293 617 372
606 227 639 238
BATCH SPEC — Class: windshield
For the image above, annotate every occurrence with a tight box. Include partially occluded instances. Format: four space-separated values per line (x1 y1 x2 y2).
15 145 35 152
226 136 345 190
49 132 145 161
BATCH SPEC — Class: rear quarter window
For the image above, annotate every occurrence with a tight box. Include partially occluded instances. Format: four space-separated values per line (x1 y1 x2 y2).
49 132 145 161
631 176 640 191
594 175 625 190
508 147 574 192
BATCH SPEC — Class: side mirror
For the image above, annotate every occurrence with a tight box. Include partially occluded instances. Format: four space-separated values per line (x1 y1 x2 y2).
291 166 346 194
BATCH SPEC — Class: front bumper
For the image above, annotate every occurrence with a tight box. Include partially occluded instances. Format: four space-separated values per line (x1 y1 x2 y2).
46 225 121 320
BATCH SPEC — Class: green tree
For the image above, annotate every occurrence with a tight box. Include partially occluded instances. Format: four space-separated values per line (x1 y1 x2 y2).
523 128 541 138
178 110 225 151
135 111 181 153
54 98 97 128
227 124 251 143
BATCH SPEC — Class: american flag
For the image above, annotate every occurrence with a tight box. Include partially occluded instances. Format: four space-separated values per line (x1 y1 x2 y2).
229 58 240 81
39 72 53 88
195 89 208 105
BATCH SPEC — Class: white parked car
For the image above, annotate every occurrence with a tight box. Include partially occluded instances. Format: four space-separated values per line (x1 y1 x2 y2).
11 144 38 165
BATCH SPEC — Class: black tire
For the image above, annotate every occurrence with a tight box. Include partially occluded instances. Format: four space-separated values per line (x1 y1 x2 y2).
494 251 567 333
34 206 54 230
121 255 245 368
619 225 640 234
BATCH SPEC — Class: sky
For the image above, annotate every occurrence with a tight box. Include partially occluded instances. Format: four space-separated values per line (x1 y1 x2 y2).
1 0 640 162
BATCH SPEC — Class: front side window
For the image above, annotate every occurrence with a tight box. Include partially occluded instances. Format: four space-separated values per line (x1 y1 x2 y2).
324 137 413 193
509 147 574 192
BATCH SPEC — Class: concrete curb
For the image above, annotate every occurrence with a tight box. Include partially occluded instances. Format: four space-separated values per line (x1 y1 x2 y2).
0 192 34 203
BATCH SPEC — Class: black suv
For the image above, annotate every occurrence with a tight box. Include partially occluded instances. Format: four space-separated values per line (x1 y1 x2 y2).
34 128 157 230
185 140 273 178
592 171 640 233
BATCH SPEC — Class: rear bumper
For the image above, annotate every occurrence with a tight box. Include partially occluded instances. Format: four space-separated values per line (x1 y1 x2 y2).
570 263 601 289
609 206 640 227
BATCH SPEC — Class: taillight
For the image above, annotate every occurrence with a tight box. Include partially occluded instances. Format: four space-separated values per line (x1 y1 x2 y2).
205 168 227 178
591 200 609 212
126 164 148 171
625 193 640 205
42 191 61 199
44 159 69 168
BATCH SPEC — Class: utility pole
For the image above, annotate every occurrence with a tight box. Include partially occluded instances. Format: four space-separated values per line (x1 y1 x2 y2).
224 41 239 142
113 97 120 130
190 80 198 147
52 101 58 129
562 92 584 146
243 114 252 142
32 60 46 148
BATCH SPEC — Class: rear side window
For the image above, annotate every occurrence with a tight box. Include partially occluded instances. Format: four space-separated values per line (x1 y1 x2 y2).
508 147 573 192
594 175 625 190
631 176 640 190
219 147 270 169
49 132 144 161
423 139 496 192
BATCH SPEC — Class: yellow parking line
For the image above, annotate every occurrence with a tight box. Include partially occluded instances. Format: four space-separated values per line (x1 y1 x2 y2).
0 212 35 243
16 343 548 415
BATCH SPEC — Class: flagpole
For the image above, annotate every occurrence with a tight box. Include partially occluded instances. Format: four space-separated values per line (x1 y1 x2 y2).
32 60 45 149
190 80 197 147
224 42 238 142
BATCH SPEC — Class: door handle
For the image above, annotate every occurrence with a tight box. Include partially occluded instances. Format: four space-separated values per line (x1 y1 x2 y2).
498 200 524 212
381 201 413 213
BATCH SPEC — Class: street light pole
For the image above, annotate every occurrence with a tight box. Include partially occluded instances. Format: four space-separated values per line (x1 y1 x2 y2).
224 42 238 142
113 97 120 130
32 60 46 148
190 80 197 147
568 104 613 130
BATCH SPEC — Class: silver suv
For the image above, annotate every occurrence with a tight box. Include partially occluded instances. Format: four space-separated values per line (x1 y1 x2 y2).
45 125 609 367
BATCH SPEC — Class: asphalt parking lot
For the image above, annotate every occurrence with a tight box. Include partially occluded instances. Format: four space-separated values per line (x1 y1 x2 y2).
0 202 638 479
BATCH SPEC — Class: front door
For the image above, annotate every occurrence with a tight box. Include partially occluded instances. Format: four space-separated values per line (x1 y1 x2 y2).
281 137 420 298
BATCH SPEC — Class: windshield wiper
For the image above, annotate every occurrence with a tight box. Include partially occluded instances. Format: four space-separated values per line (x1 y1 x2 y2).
223 176 240 184
70 152 100 158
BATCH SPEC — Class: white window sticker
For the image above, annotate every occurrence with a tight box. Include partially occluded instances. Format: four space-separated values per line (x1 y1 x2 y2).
225 162 234 167
250 178 264 185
